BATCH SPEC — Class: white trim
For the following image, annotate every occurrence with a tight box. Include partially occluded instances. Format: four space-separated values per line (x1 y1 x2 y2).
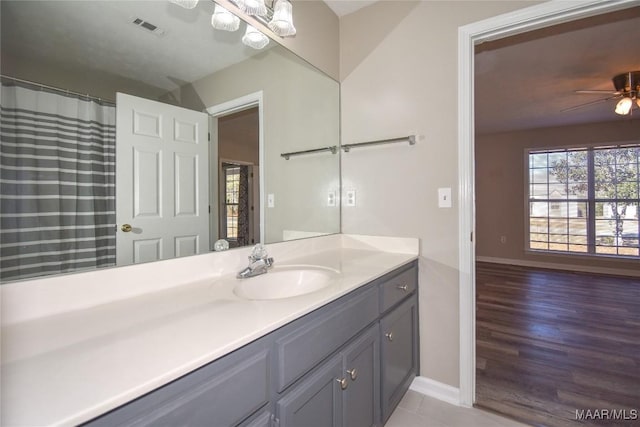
476 256 640 278
410 376 461 407
206 91 265 244
457 0 638 409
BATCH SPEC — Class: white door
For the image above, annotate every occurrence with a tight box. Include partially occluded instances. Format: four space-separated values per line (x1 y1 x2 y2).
116 93 209 266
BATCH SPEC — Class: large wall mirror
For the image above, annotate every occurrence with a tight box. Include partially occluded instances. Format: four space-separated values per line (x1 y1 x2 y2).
0 0 341 283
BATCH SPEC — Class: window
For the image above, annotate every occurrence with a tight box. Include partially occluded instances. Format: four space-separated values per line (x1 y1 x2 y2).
528 145 640 257
223 165 240 240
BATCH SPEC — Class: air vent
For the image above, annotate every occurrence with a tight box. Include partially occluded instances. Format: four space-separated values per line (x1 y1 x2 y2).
130 17 166 37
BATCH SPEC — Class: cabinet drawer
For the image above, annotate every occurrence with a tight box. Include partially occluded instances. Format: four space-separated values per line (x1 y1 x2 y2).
86 345 270 427
379 263 417 313
275 287 379 392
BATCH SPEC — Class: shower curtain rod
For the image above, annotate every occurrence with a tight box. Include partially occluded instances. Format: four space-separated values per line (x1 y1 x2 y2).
0 74 115 105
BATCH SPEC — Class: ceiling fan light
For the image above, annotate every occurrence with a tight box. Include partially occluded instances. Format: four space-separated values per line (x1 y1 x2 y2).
615 97 633 115
242 25 269 49
211 4 240 31
168 0 199 9
268 0 296 37
241 0 267 16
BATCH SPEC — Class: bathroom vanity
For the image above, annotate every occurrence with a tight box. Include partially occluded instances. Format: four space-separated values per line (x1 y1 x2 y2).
87 261 418 427
0 235 419 426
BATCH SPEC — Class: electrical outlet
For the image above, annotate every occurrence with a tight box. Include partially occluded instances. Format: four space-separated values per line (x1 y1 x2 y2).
327 191 336 207
267 193 275 208
346 190 356 207
500 235 507 244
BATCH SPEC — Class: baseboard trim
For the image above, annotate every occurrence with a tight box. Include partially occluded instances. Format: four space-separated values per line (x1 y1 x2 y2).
476 256 640 278
409 376 461 406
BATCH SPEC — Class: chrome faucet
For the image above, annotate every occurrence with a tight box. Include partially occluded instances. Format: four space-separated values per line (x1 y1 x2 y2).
237 244 274 279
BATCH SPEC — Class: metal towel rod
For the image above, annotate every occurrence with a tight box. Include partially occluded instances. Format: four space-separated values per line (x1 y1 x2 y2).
341 135 416 152
281 145 338 160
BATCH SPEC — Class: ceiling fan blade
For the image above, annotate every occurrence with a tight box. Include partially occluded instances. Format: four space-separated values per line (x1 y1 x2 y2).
575 90 621 95
573 90 621 95
561 95 621 112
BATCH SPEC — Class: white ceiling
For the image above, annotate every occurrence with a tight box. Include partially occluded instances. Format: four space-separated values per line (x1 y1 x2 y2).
1 0 267 92
323 0 378 17
475 6 640 134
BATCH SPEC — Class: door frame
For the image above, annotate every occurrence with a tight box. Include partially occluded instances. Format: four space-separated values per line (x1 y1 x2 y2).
206 91 265 245
457 0 637 407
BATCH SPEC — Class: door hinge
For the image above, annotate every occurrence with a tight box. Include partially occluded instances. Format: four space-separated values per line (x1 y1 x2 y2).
208 132 210 141
470 232 473 242
208 205 211 214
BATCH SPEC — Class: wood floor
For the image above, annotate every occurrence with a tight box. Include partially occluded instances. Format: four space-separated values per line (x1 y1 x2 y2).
475 262 640 427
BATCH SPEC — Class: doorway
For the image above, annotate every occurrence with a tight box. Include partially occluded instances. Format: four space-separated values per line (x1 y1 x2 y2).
457 0 637 409
207 92 264 248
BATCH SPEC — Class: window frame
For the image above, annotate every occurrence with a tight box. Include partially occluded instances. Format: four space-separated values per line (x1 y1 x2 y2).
525 143 640 259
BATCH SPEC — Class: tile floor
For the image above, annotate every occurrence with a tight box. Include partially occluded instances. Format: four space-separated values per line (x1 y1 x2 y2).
385 390 531 427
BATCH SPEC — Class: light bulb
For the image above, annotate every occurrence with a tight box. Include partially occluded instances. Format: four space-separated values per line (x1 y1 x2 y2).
242 25 269 49
241 0 267 16
211 4 240 31
615 97 633 115
168 0 199 9
268 0 296 37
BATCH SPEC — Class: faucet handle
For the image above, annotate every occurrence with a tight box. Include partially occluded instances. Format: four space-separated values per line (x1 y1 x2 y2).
249 243 268 261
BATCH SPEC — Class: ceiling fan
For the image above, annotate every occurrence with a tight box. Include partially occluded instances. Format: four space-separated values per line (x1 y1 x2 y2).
565 70 640 115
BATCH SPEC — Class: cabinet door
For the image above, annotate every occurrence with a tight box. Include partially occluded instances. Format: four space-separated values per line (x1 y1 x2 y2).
342 325 380 427
277 355 343 427
380 295 418 423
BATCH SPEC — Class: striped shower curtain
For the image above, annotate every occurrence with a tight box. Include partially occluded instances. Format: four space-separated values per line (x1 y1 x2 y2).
0 82 116 282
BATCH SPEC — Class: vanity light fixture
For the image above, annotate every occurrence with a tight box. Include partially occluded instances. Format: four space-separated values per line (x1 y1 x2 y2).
268 0 296 36
211 4 241 31
169 0 295 50
242 24 269 49
241 0 268 16
168 0 199 9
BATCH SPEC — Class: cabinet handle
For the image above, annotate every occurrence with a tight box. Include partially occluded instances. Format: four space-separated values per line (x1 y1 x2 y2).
397 284 408 292
385 332 393 341
336 377 348 390
347 368 358 381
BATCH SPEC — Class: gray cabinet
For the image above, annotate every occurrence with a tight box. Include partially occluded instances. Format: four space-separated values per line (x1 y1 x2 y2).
85 336 272 427
342 325 380 427
85 261 419 427
380 296 419 423
276 324 380 427
276 354 344 427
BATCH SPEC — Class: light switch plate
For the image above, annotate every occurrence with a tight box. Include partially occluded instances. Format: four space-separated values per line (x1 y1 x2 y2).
267 193 275 208
438 188 452 208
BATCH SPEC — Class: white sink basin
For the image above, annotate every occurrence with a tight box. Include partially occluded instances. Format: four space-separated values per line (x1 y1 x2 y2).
233 265 339 300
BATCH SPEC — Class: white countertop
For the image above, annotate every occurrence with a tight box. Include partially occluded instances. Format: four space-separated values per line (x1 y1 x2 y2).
0 235 418 426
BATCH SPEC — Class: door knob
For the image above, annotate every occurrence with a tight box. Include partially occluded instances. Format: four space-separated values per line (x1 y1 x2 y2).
121 224 133 232
385 332 393 341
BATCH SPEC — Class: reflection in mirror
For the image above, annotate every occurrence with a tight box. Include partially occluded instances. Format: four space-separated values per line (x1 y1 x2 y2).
0 0 340 283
